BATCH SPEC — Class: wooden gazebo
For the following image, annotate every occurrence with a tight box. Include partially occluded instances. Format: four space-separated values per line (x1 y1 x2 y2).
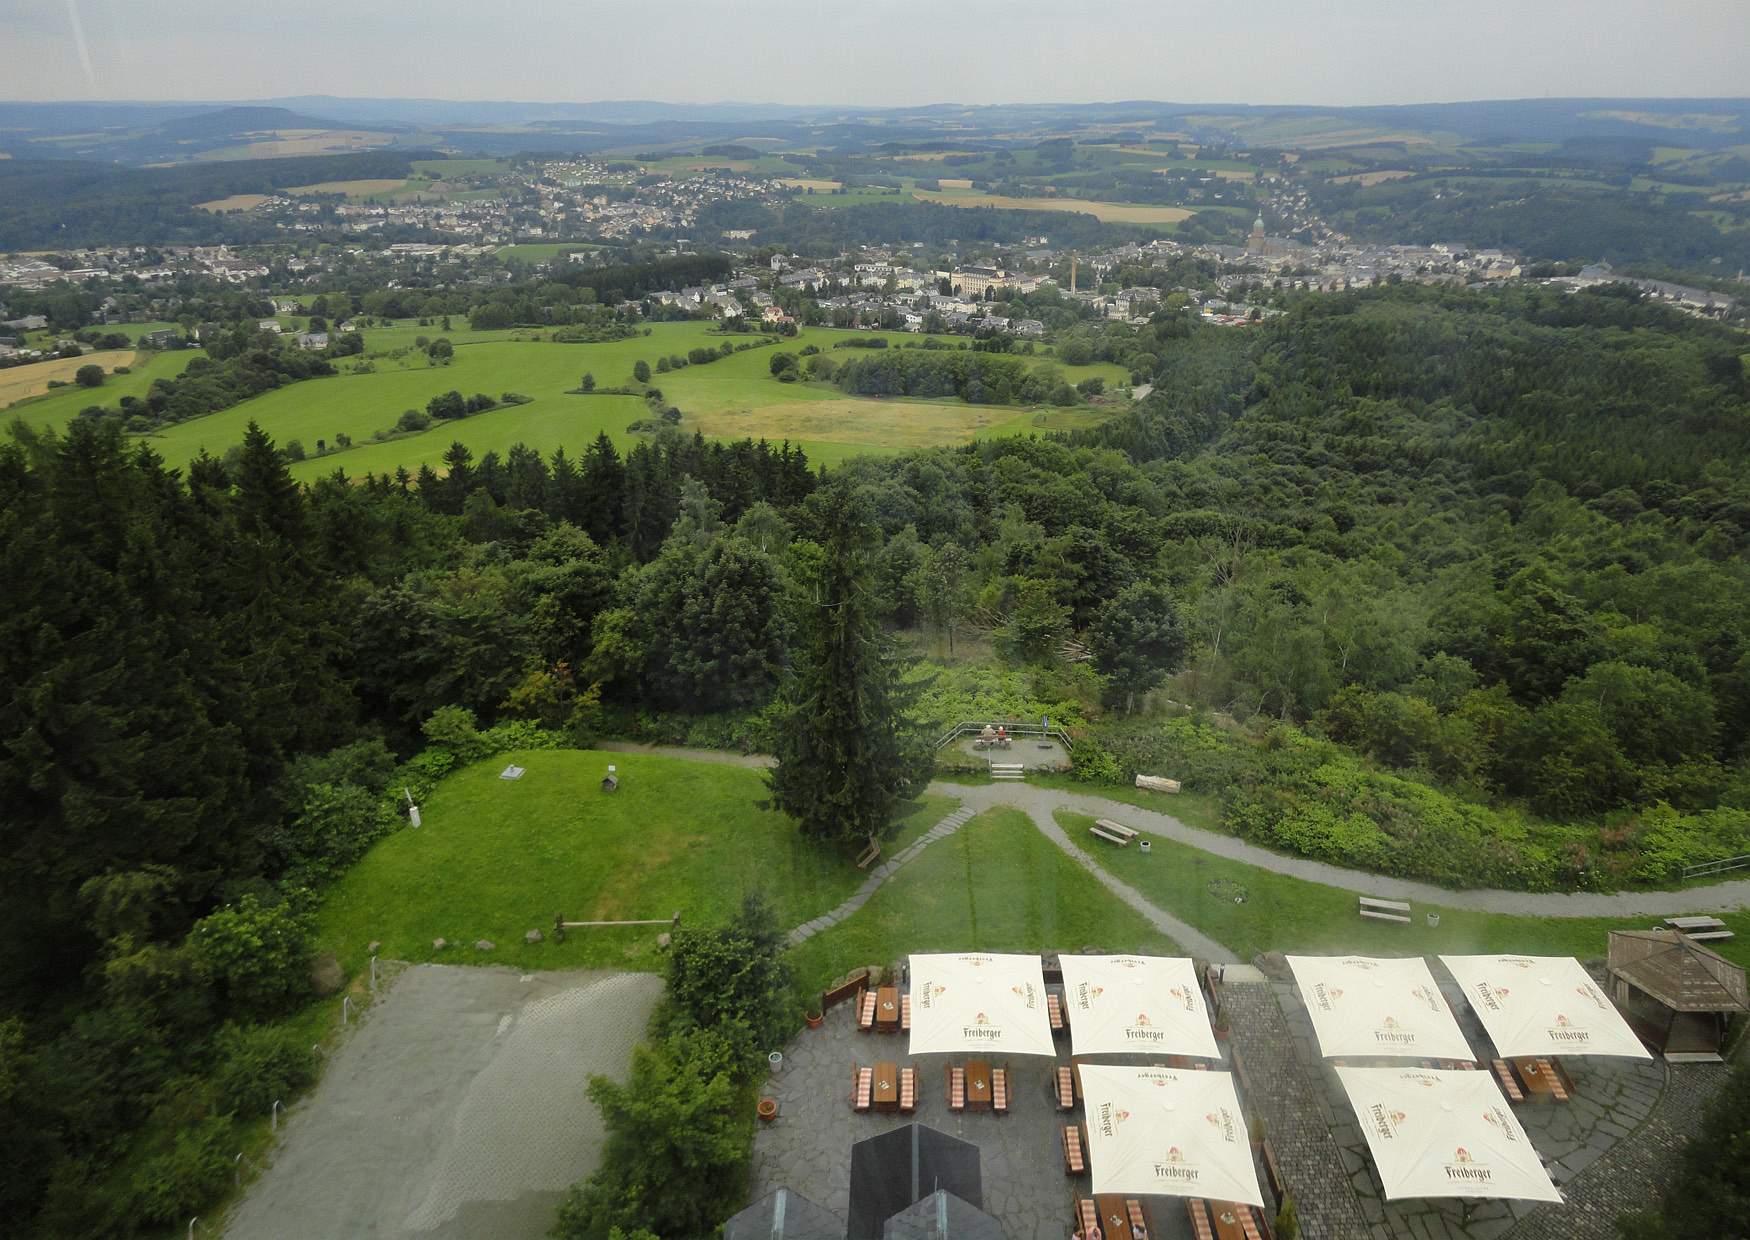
1606 930 1747 1058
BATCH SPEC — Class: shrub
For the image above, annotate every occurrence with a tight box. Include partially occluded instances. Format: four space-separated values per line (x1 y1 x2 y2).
187 894 315 1019
75 364 105 388
128 1116 233 1224
421 704 485 762
207 1023 316 1117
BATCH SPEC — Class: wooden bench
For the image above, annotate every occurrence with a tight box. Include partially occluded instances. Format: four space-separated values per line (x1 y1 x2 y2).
946 1065 966 1112
1185 1198 1215 1240
1491 1058 1525 1103
1074 1196 1099 1235
1687 929 1735 942
900 994 911 1031
1261 1139 1285 1209
1126 1199 1152 1239
852 1066 873 1112
899 1067 917 1114
1048 992 1067 1034
855 839 881 870
1055 1065 1076 1111
1666 915 1726 931
1359 895 1412 924
1095 818 1140 842
1090 824 1131 847
991 1066 1010 1115
1238 1203 1266 1240
1061 1123 1087 1175
857 990 877 1032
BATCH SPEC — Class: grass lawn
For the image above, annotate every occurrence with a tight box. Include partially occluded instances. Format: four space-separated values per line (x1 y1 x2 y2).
787 808 1184 994
112 323 1123 478
495 242 605 263
314 748 954 976
1055 811 1750 970
909 187 1197 229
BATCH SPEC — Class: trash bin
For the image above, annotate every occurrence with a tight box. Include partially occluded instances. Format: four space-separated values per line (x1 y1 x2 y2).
768 1051 783 1074
1139 840 1151 855
1426 913 1440 927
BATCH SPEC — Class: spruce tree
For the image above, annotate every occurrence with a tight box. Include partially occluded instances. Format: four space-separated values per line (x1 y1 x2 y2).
764 488 932 850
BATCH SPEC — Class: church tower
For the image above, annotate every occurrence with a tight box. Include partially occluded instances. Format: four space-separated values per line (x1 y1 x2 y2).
1247 213 1267 255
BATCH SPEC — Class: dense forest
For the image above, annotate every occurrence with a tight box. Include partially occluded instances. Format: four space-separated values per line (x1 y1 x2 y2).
2 281 1748 1233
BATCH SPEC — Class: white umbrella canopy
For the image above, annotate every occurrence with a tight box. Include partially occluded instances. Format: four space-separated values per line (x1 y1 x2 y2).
1287 955 1474 1061
1080 1065 1264 1206
1336 1067 1562 1203
906 953 1056 1057
1439 955 1651 1060
1059 954 1219 1059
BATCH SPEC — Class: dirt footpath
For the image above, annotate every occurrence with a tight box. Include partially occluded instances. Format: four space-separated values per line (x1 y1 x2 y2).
222 965 662 1239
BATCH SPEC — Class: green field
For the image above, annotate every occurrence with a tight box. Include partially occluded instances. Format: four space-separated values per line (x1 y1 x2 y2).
494 242 605 263
1056 812 1750 970
788 807 1185 992
104 324 1125 478
3 347 201 423
411 157 513 176
315 749 954 975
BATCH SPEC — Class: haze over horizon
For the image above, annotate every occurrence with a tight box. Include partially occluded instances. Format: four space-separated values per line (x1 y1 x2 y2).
4 0 1748 108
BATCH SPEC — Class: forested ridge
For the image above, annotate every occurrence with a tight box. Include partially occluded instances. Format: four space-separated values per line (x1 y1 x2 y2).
1 282 1747 1233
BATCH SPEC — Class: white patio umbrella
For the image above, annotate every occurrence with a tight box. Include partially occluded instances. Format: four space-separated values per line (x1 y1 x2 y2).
1079 1065 1264 1206
1335 1066 1562 1203
1287 955 1473 1061
1059 954 1219 1059
1439 954 1650 1059
906 953 1056 1057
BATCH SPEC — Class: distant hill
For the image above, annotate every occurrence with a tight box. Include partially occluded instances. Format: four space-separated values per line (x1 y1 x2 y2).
155 105 361 139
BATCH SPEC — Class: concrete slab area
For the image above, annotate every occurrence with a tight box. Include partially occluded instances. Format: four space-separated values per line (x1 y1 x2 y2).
222 965 662 1240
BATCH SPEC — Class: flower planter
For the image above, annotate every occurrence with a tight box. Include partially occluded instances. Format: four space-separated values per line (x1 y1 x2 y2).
757 1097 779 1123
805 1011 824 1029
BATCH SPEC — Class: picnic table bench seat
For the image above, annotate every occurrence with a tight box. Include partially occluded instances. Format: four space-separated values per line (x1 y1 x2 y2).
1055 1065 1076 1111
1686 929 1735 942
1126 1200 1151 1239
946 1065 966 1112
899 1067 918 1114
1358 895 1412 924
1048 991 1067 1034
1238 1203 1266 1240
900 994 911 1031
1062 1123 1087 1175
857 990 877 1031
1492 1059 1525 1103
1185 1199 1216 1240
852 1066 873 1112
1075 1197 1099 1235
1665 915 1726 930
1090 824 1131 847
991 1066 1010 1114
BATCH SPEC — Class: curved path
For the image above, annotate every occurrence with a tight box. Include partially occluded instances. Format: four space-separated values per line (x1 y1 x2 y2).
597 743 1750 915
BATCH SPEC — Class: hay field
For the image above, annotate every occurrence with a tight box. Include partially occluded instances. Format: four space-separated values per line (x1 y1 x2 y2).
197 194 274 212
1329 170 1416 185
0 350 138 407
285 178 411 197
909 189 1194 226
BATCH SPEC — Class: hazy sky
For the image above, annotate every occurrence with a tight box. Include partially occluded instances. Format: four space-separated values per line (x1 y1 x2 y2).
4 0 1747 107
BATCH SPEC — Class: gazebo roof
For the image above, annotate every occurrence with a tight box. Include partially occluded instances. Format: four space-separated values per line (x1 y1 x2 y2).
848 1124 982 1240
723 1187 845 1240
1607 930 1748 1013
882 1189 1004 1240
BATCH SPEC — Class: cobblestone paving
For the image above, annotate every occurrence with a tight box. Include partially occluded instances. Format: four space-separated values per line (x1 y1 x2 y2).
1222 970 1372 1239
1498 1060 1731 1240
751 1000 1081 1240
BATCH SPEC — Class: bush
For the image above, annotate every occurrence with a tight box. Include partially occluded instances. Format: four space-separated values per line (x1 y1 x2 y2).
187 894 315 1019
421 705 485 762
396 408 431 432
1069 738 1122 784
75 364 105 388
207 1023 316 1117
128 1116 234 1224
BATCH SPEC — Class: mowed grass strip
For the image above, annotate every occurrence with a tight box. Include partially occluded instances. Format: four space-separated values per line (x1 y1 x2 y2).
315 748 954 975
787 807 1184 993
909 188 1196 227
1055 811 1750 969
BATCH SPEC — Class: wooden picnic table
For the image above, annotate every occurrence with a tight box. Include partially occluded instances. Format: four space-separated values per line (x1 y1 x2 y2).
1209 1201 1248 1240
1093 1194 1134 1240
1512 1057 1569 1101
877 985 900 1032
965 1059 992 1110
873 1061 899 1111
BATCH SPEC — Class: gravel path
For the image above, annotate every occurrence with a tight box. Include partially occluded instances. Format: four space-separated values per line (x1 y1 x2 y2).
222 966 662 1240
596 746 1750 915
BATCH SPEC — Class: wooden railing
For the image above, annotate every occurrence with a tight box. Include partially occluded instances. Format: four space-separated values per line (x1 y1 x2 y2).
932 720 1075 751
1682 853 1750 880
